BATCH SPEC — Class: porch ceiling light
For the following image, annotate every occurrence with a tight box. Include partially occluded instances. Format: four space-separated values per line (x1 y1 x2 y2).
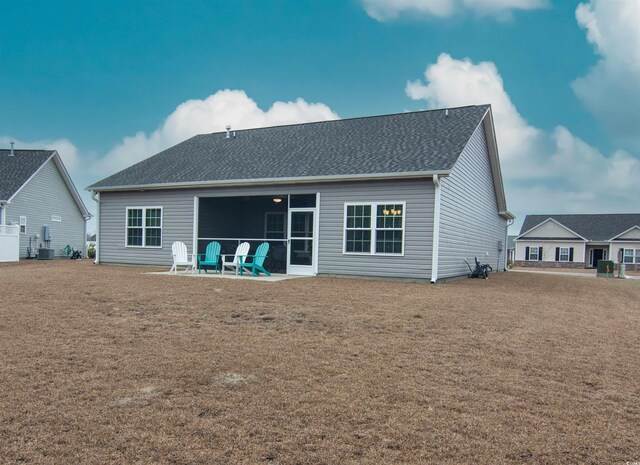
272 197 282 204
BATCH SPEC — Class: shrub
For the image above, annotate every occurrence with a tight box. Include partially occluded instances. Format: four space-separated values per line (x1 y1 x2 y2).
87 242 96 259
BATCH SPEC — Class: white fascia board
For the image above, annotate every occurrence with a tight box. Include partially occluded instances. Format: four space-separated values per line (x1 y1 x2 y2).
482 108 509 215
608 225 640 241
86 170 452 192
50 153 92 219
515 217 587 241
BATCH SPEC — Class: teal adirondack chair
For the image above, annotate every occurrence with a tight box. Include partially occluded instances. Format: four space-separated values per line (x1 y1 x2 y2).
198 241 222 273
240 242 271 276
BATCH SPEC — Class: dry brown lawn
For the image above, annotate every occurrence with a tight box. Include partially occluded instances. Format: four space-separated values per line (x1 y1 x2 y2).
1 260 639 464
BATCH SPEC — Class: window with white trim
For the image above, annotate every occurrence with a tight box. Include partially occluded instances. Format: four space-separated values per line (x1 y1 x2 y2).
264 212 286 239
19 216 27 234
126 207 162 247
529 246 539 261
559 247 570 262
344 202 405 255
636 249 640 264
623 248 635 264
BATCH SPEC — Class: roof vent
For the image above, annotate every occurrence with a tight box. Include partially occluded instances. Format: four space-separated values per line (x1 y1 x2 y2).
225 125 231 139
9 140 15 156
445 109 449 118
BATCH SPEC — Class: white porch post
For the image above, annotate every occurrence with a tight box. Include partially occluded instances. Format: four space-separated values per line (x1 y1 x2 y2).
192 196 199 269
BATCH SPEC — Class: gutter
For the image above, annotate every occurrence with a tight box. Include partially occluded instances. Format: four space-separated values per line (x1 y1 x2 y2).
90 190 100 264
86 170 453 193
505 217 515 271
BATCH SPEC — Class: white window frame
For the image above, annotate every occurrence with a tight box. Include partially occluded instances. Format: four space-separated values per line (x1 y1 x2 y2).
19 216 27 235
264 212 286 239
636 249 640 264
623 248 635 264
528 246 539 261
343 201 406 256
559 247 570 262
125 207 163 248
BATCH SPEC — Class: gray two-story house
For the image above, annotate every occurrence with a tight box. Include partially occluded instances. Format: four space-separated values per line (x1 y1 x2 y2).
88 105 514 282
0 148 91 259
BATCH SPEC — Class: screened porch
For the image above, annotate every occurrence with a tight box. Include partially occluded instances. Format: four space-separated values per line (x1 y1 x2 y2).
195 194 317 275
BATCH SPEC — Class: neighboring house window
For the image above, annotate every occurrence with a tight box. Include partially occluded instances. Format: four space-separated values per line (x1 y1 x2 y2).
636 249 640 264
19 216 27 234
555 247 574 262
126 207 162 247
264 212 285 239
623 248 635 264
344 202 405 255
525 246 543 261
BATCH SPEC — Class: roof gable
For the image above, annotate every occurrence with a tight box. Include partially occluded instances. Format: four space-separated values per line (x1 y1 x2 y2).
519 214 640 242
0 149 53 201
0 149 91 218
517 217 585 241
88 105 491 190
610 225 640 241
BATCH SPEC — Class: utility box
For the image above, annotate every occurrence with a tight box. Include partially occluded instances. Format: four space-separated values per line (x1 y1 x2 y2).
596 260 614 278
38 248 55 260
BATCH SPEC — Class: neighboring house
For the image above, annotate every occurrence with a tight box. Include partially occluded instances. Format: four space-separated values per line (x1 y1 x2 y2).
507 235 517 265
88 105 514 282
0 149 91 258
515 214 640 271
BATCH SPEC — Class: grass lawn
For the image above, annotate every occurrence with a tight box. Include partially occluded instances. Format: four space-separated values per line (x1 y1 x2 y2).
1 260 638 464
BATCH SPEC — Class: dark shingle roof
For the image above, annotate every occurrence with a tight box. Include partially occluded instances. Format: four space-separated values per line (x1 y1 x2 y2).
519 214 640 242
0 149 54 200
89 105 490 190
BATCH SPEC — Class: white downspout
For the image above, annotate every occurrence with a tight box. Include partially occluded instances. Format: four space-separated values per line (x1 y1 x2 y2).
0 203 5 225
505 218 514 271
90 190 100 264
431 175 441 283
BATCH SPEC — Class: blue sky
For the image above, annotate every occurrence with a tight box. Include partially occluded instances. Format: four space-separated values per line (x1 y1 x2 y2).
1 0 638 232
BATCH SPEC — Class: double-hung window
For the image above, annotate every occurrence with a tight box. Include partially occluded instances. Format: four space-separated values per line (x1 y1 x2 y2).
636 249 640 264
126 207 162 247
264 212 286 239
528 246 539 261
344 202 405 255
623 248 635 264
19 216 27 234
559 247 570 262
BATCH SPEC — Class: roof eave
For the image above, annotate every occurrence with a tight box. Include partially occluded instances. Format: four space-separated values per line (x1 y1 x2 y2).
86 170 453 193
499 210 516 220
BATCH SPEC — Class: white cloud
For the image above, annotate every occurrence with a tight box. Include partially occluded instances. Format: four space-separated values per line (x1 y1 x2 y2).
0 136 80 173
92 89 338 177
406 53 640 225
572 0 640 149
359 0 546 21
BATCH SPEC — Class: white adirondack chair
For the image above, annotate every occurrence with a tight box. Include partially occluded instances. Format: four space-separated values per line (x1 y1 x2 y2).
221 242 250 275
170 241 194 274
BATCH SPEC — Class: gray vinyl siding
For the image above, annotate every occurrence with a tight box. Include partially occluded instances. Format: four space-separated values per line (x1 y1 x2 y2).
437 123 507 279
98 179 434 280
317 180 433 279
6 158 86 258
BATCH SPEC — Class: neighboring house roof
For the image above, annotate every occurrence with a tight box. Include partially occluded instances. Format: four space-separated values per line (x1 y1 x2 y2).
0 149 53 201
88 105 491 190
518 214 640 242
0 149 91 218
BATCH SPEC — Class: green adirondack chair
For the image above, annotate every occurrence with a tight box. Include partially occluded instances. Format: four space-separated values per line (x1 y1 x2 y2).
240 242 271 276
198 241 222 273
